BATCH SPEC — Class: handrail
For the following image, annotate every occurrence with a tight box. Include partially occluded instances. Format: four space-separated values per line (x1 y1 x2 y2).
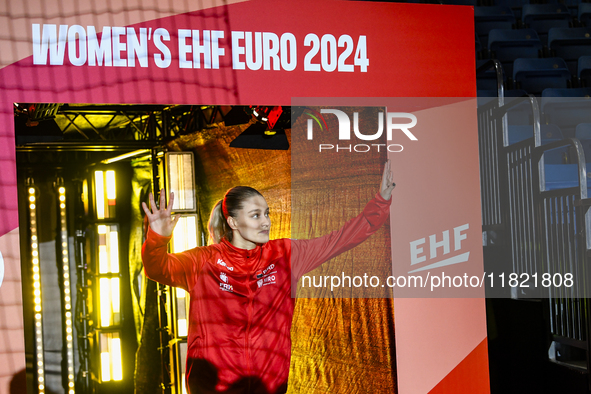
499 95 541 149
476 59 505 106
534 137 588 200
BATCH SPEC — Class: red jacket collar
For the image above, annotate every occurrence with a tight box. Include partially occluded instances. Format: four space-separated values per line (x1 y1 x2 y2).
220 238 263 260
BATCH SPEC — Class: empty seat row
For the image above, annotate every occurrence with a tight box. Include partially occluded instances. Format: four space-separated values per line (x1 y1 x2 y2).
504 122 591 191
477 0 590 20
499 88 591 137
477 56 591 93
481 27 591 72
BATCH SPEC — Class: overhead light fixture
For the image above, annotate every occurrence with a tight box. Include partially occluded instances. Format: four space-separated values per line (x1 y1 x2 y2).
229 106 304 150
100 149 152 164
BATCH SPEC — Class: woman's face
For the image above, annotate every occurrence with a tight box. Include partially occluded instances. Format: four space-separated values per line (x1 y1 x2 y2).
228 195 271 249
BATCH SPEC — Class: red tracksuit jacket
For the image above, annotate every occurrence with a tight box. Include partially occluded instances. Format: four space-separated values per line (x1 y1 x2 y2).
141 193 391 394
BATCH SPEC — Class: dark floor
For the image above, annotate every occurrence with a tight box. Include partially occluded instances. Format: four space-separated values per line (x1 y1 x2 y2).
487 297 589 394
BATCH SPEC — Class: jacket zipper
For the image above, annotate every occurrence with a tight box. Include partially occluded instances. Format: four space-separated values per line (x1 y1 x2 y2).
245 268 254 392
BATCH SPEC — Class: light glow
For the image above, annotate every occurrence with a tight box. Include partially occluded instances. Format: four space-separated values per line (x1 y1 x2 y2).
166 152 196 211
172 215 198 253
95 171 105 219
101 352 111 382
106 170 116 200
178 319 188 337
99 277 120 327
98 225 119 274
100 333 123 382
112 337 123 381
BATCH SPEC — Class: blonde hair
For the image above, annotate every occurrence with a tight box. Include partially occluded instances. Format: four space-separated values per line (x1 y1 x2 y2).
207 186 264 244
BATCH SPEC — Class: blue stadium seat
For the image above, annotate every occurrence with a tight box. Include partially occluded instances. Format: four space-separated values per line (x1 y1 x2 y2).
548 27 591 76
493 0 528 20
475 6 516 48
578 56 591 87
579 3 591 27
545 0 579 18
542 163 588 190
513 57 571 95
489 29 542 76
504 95 537 125
541 88 591 137
507 124 563 146
522 4 572 45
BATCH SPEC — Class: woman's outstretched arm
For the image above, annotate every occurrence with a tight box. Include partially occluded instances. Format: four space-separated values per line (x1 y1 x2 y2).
141 190 198 290
291 160 394 279
142 190 180 237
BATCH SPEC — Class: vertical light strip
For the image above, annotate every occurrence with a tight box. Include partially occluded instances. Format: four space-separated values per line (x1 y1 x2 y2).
171 215 198 254
176 155 186 209
99 278 112 327
176 288 188 337
166 152 195 212
180 342 188 394
100 332 123 382
29 186 45 394
98 225 119 274
95 169 117 219
171 215 197 340
106 170 116 201
57 186 75 394
95 171 105 219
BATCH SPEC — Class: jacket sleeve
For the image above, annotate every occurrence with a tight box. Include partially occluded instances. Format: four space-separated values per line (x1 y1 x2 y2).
141 227 200 291
290 192 391 280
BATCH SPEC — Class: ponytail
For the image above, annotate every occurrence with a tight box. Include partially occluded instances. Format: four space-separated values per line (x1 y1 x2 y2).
207 186 264 244
208 200 230 244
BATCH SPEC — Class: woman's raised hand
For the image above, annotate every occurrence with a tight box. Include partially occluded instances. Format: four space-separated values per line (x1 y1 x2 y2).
142 190 180 237
380 159 396 200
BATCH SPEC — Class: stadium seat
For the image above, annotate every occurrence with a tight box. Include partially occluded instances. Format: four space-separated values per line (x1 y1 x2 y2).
541 87 591 137
475 6 516 48
489 29 543 76
513 57 571 95
522 4 572 45
548 27 591 76
579 3 591 27
493 0 528 20
542 163 589 190
578 56 591 87
507 124 563 146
